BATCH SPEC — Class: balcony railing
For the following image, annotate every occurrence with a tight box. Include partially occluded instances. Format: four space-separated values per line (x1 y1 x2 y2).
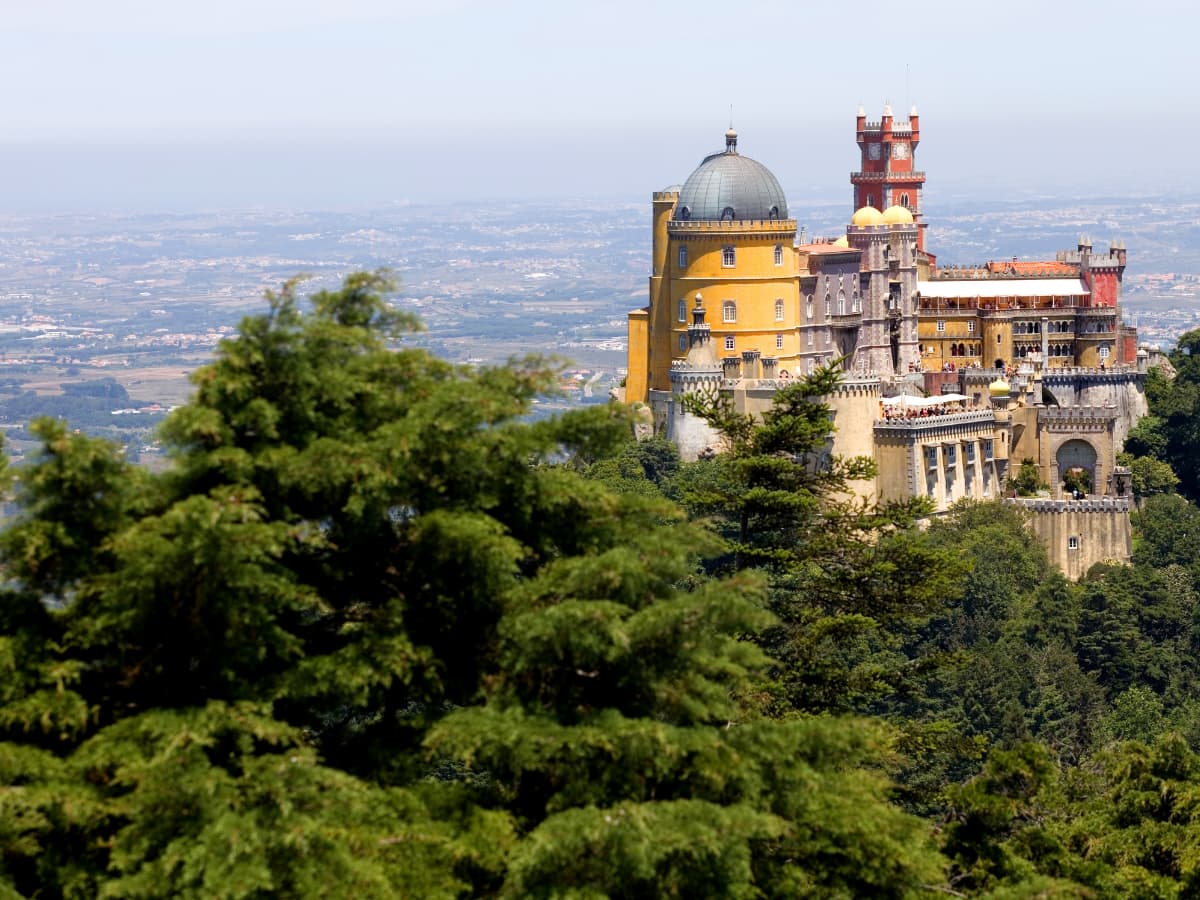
851 171 926 181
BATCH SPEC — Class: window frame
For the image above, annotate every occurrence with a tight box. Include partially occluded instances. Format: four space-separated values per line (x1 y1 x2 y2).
775 333 784 350
722 300 737 323
724 335 735 351
721 245 736 268
774 244 783 266
677 245 687 269
775 298 785 321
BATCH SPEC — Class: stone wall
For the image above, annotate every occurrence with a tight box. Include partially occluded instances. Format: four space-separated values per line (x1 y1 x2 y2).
1015 497 1132 580
1040 369 1147 450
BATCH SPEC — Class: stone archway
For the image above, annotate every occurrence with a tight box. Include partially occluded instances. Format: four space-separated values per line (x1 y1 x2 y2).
1056 439 1098 497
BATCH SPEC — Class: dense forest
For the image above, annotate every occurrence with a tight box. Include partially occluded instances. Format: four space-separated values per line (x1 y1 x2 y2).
4 272 1200 897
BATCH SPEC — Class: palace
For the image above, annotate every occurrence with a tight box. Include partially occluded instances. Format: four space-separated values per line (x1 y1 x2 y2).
623 106 1147 578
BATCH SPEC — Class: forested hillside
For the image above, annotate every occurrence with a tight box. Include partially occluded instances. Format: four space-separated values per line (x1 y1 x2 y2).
4 273 1200 898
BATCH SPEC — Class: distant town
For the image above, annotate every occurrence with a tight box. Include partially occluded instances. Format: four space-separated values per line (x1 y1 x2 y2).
0 193 1198 461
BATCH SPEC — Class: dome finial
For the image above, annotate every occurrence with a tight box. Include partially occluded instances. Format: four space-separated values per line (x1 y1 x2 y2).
725 126 738 153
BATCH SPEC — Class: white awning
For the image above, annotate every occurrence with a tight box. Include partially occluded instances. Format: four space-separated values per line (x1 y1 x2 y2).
881 393 968 407
918 278 1088 299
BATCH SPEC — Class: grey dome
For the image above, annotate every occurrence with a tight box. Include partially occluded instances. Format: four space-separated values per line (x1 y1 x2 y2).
674 131 788 222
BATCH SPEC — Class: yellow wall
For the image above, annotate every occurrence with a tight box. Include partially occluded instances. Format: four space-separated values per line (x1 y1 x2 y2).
658 220 798 384
645 194 678 394
625 309 649 404
917 313 983 368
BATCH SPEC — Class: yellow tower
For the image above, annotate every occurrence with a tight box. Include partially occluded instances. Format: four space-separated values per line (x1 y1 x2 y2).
626 129 798 400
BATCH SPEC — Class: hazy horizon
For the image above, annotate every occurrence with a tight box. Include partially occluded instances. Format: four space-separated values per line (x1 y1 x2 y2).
2 1 1195 213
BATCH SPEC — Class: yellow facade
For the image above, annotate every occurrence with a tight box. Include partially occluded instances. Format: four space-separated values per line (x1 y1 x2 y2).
918 313 983 369
625 309 648 403
655 220 798 388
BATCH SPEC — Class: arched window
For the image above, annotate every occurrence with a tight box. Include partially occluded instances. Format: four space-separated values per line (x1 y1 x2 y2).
724 335 735 351
806 294 814 319
721 207 735 221
900 192 911 208
852 292 861 313
722 300 737 323
837 290 846 315
722 246 736 267
774 298 785 321
774 244 783 266
677 299 686 321
677 245 687 269
824 294 831 317
867 194 874 208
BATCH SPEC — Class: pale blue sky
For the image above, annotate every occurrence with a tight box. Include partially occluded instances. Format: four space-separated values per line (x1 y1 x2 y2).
1 0 1194 209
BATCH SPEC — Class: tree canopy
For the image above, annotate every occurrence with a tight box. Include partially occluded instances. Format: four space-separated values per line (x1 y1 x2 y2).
8 275 1200 897
0 274 946 898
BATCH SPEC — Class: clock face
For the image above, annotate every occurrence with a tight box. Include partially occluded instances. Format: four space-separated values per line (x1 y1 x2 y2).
892 142 909 160
868 143 881 160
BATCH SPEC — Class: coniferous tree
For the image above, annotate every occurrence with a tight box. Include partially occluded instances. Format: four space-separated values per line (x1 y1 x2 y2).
0 274 948 898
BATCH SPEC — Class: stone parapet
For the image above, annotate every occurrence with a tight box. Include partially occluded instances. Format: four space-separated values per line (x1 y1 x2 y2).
1039 406 1116 424
667 219 796 237
874 410 995 433
1011 497 1131 513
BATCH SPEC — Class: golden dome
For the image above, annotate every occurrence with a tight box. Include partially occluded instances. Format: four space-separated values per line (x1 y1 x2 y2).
988 377 1011 397
832 235 849 247
851 205 884 226
882 204 914 225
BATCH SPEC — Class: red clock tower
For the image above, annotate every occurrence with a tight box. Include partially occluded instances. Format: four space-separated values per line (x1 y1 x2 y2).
852 103 927 251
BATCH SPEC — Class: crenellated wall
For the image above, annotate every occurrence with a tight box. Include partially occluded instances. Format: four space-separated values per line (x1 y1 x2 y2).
1040 368 1147 449
1014 497 1132 580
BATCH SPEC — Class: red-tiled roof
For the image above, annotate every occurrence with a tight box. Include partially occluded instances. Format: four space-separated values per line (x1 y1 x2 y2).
985 260 1076 276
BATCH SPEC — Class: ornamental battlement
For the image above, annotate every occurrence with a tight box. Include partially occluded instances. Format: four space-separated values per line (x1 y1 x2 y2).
1042 366 1142 380
832 375 882 396
859 120 915 133
667 219 797 235
850 170 926 182
873 410 996 434
1010 497 1131 513
1039 406 1116 423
